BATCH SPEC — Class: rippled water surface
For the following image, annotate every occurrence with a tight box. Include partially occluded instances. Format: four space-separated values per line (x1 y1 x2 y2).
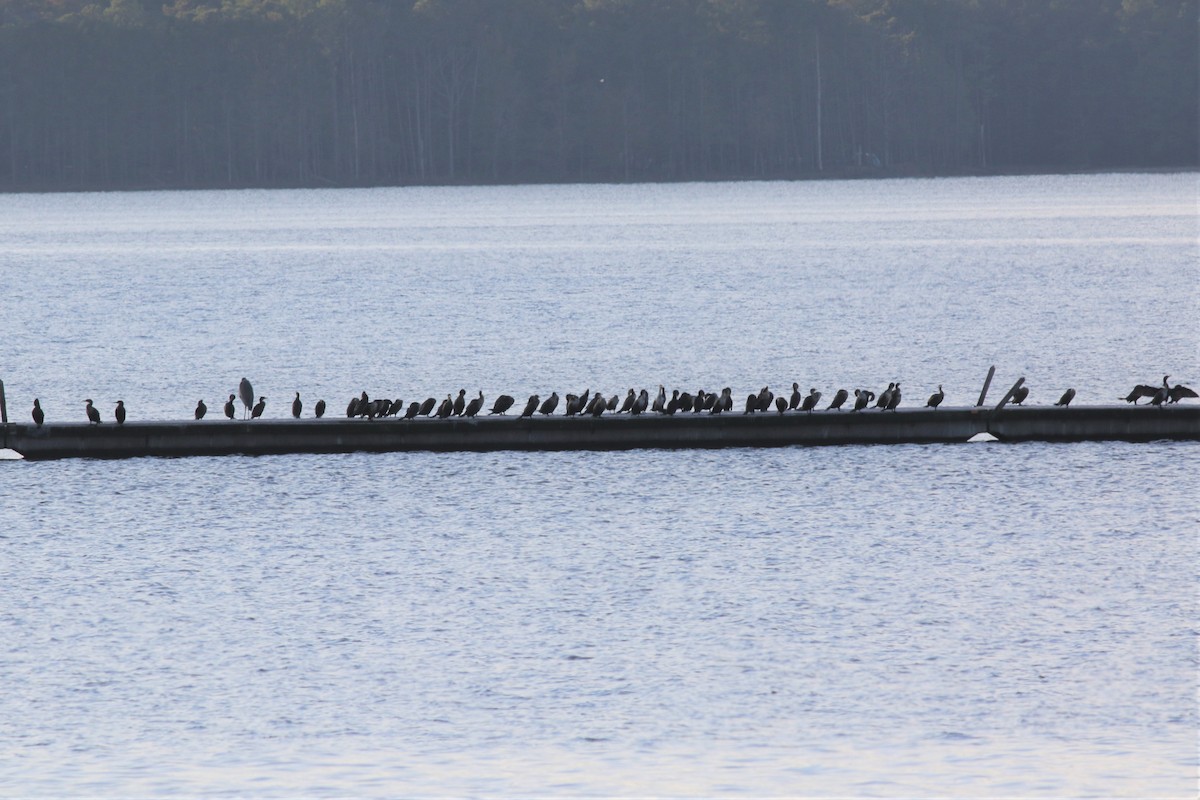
1 174 1197 797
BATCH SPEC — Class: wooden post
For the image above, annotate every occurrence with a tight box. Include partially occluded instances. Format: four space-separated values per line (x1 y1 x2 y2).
0 379 7 425
994 377 1025 410
976 366 996 407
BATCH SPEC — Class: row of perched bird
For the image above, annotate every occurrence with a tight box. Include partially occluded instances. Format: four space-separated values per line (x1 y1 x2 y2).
22 375 1196 427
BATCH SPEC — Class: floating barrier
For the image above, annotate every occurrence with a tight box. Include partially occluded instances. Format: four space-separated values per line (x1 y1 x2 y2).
2 405 1197 460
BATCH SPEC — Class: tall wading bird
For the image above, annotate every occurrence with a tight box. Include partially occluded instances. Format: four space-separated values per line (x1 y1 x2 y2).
238 377 254 419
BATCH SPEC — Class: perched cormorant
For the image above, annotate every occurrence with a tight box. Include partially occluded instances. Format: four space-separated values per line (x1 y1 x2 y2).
489 394 515 415
347 397 360 418
464 391 484 418
665 390 681 415
314 399 326 418
853 389 875 412
589 394 608 416
631 390 649 416
828 388 849 411
801 388 822 413
238 377 254 419
744 393 757 414
789 383 802 410
387 398 405 417
436 395 454 418
224 394 236 420
251 397 266 418
606 394 619 411
32 399 44 427
677 392 694 413
1055 388 1076 407
85 399 101 424
538 392 560 415
404 401 421 419
292 392 303 419
926 385 944 409
452 389 467 417
195 399 207 420
1149 375 1170 407
418 397 437 416
114 400 126 425
652 386 666 414
1010 385 1029 405
1123 384 1158 404
886 383 902 411
876 384 894 409
520 394 540 418
775 396 787 414
617 389 636 414
757 386 773 412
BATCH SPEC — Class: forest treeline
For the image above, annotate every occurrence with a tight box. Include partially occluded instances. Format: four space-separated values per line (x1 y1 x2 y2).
0 0 1195 191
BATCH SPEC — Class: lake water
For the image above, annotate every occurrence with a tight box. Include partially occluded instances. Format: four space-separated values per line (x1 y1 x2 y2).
1 174 1197 796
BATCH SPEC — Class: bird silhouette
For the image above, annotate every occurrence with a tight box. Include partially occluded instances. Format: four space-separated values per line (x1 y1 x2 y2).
239 378 254 419
195 399 207 420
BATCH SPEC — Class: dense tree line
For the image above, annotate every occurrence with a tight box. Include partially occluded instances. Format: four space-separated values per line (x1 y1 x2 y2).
0 0 1195 191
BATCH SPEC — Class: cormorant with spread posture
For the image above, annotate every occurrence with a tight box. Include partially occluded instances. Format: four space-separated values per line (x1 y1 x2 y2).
1169 383 1198 403
1149 375 1170 407
520 395 540 418
32 399 44 427
85 399 101 424
115 400 126 424
292 392 303 419
926 385 944 409
489 395 515 415
314 399 326 418
1055 388 1076 407
828 388 849 411
1123 384 1158 404
195 399 207 420
251 397 266 418
224 394 236 420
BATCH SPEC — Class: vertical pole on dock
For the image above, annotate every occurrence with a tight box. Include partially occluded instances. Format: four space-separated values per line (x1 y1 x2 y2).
976 366 996 407
0 379 7 425
994 377 1025 410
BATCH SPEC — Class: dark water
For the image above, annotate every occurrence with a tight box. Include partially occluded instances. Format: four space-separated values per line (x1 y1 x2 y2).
1 174 1197 796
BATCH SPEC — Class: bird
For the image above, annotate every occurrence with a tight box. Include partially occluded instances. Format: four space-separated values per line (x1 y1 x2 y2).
677 392 694 413
757 386 773 412
606 394 620 411
418 397 437 416
292 392 302 419
774 396 787 414
651 386 666 414
520 395 540 418
314 399 326 418
664 390 681 415
1010 385 1029 405
85 399 101 424
452 389 467 417
886 383 902 411
926 385 944 409
801 388 822 413
827 388 849 411
238 377 254 419
617 389 636 414
853 389 874 412
1149 375 1170 407
386 398 404 417
743 393 757 414
195 399 207 420
251 397 266 418
114 400 126 424
1123 384 1159 404
346 397 360 417
789 382 802 410
1168 383 1198 403
631 390 649 416
489 395 515 415
32 399 44 427
404 401 421 419
436 395 454 418
538 392 560 415
1055 388 1076 407
876 383 894 409
464 391 484 418
589 394 608 416
224 394 236 420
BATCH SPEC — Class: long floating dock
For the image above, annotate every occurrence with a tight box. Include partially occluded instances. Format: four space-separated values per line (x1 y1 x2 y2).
3 405 1197 460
